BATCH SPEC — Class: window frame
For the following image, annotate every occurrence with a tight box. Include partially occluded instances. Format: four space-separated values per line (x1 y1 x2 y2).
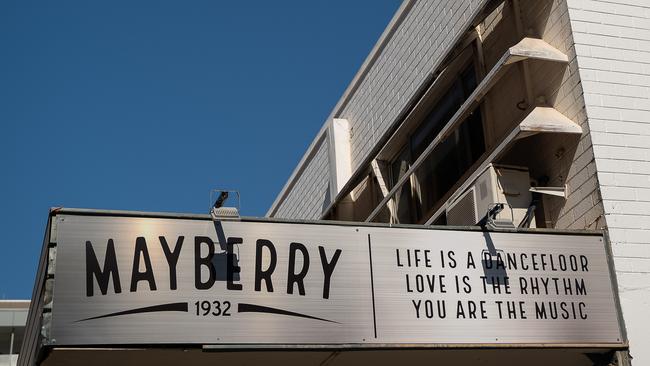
387 44 488 224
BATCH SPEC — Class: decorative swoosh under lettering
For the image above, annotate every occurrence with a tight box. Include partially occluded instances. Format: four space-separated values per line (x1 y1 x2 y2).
237 303 339 324
76 302 188 322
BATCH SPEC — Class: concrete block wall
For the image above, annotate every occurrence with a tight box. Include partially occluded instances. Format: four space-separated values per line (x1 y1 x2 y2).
567 0 650 363
341 0 484 172
270 0 488 218
273 137 331 219
271 0 608 227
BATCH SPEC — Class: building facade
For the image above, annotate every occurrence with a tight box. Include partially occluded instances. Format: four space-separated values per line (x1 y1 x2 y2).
268 0 650 364
0 301 28 366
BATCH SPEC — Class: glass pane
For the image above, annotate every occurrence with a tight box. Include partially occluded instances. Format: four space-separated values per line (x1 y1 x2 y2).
411 85 463 160
387 62 483 224
413 107 485 220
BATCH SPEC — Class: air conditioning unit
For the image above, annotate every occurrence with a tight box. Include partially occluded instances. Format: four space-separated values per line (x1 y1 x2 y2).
446 164 535 227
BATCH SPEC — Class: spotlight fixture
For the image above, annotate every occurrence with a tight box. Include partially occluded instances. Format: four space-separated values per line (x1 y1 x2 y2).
210 189 240 221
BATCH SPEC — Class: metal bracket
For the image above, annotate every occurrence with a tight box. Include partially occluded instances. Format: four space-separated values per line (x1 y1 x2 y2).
478 203 515 229
529 185 567 198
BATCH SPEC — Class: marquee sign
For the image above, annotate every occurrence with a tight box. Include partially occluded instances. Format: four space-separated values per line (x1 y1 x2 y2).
49 214 623 346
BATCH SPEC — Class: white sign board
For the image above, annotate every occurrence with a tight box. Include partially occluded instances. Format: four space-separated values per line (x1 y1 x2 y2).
50 214 623 346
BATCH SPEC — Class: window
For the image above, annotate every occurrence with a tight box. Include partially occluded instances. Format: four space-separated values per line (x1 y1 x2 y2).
390 63 486 224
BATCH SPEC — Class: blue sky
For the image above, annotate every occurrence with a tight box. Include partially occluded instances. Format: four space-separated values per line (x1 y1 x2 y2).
0 1 400 299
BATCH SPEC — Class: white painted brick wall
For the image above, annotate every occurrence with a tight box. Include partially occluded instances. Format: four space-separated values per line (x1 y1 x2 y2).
567 0 650 363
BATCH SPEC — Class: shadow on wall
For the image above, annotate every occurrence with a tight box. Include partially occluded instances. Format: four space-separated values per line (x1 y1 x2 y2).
322 182 331 216
523 0 590 229
483 0 585 228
